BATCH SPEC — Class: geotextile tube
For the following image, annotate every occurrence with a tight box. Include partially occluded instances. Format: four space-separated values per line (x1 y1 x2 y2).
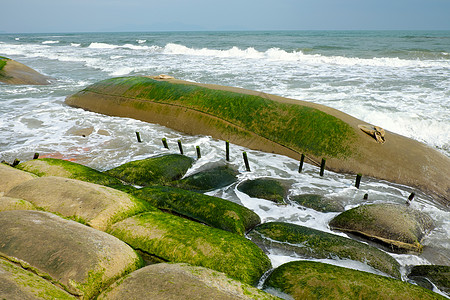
66 76 450 206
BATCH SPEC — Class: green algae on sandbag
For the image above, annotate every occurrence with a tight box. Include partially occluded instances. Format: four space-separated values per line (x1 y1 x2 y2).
5 176 153 231
132 185 260 235
248 222 400 278
0 258 77 300
237 178 289 204
329 203 435 253
0 163 36 193
169 165 238 192
98 263 280 300
0 57 51 85
0 210 144 299
108 211 271 285
105 154 194 186
289 193 345 212
17 158 124 187
0 196 36 212
264 260 445 300
408 265 450 296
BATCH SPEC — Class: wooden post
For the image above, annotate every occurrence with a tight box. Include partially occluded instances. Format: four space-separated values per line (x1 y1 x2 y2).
12 159 20 167
33 153 39 159
177 140 183 155
408 192 415 201
298 154 305 173
135 132 142 143
162 138 169 149
355 173 362 189
226 140 230 161
196 146 201 159
363 193 369 200
243 152 250 172
319 158 326 176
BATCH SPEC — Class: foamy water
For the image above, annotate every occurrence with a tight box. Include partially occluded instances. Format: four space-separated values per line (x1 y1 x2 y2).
0 31 449 284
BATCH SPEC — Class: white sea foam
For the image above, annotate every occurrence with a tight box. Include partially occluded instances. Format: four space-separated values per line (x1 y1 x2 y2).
42 40 59 44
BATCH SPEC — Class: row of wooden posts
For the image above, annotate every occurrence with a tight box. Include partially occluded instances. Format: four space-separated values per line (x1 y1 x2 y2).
136 132 366 189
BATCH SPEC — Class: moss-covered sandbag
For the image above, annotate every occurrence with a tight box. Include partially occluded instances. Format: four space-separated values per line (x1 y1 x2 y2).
169 165 238 192
108 211 271 285
264 260 445 300
105 154 194 186
237 178 289 204
248 222 400 278
408 265 450 296
98 263 280 300
132 185 260 235
17 158 124 187
289 194 345 212
0 257 77 300
65 76 450 206
329 203 435 253
5 176 152 231
0 210 144 299
0 196 36 211
0 163 36 194
0 57 51 85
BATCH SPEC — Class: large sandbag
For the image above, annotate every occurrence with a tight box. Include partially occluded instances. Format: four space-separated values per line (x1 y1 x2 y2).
65 76 450 206
264 260 445 300
0 210 144 299
0 196 36 212
5 176 151 231
108 211 271 285
0 257 76 300
98 263 279 300
0 163 36 194
0 57 51 85
329 203 435 253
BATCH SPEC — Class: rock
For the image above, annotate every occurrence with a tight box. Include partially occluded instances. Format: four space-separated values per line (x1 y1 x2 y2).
65 76 450 207
0 210 144 299
5 176 152 231
169 165 238 192
17 158 123 187
264 260 445 300
66 126 94 137
105 154 194 186
248 222 401 278
0 196 36 211
0 257 76 300
98 263 279 300
289 194 345 212
108 210 271 285
132 185 260 235
408 265 450 296
0 163 36 194
237 178 289 204
329 203 435 253
0 57 51 85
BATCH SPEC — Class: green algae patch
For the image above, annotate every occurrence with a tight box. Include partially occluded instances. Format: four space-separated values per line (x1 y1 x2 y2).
98 263 280 300
169 165 239 192
105 154 194 186
132 185 260 235
264 260 445 300
329 203 435 253
108 211 271 285
237 178 289 204
0 210 144 299
0 196 36 212
0 257 76 300
0 56 8 71
71 76 356 158
408 265 450 296
5 176 153 231
17 158 123 187
248 222 401 278
289 194 345 212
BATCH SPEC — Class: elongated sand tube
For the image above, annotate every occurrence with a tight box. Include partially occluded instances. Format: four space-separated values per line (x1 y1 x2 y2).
66 76 450 206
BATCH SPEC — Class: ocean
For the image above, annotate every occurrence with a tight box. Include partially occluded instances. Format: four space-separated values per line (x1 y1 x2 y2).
0 30 449 284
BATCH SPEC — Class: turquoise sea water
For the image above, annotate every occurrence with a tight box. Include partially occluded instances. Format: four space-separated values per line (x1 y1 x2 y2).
0 31 449 291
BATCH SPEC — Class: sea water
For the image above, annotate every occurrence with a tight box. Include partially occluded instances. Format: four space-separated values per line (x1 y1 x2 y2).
0 31 449 282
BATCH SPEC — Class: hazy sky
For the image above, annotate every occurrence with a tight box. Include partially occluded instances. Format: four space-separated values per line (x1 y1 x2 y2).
2 0 450 33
